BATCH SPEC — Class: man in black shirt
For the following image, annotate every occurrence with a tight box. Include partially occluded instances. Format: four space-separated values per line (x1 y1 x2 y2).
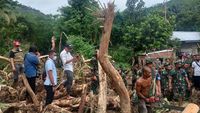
9 40 24 86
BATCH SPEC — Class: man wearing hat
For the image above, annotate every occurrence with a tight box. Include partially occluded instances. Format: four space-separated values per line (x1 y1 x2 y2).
60 44 78 99
160 63 173 100
9 40 24 86
169 60 190 105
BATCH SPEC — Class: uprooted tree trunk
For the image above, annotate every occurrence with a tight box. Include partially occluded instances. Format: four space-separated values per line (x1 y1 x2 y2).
97 60 107 113
0 56 10 63
21 74 39 106
98 2 131 113
182 103 199 113
78 84 87 113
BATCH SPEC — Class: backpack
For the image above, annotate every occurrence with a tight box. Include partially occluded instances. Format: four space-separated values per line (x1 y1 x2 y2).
42 60 47 81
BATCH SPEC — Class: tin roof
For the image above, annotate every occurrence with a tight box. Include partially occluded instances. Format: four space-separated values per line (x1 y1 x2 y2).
172 31 200 41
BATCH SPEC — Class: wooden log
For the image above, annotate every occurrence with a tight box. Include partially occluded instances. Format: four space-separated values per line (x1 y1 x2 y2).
53 97 81 107
98 2 131 113
43 104 72 113
0 70 9 80
0 85 18 103
182 103 199 113
78 84 87 113
39 55 48 59
21 74 39 106
0 56 10 63
97 60 107 113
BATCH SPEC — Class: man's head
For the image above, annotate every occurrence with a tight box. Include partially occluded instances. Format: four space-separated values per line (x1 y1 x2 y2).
13 40 20 48
164 63 171 70
64 43 72 52
197 55 200 61
48 50 56 60
145 59 153 68
29 45 38 54
175 60 182 69
142 66 151 78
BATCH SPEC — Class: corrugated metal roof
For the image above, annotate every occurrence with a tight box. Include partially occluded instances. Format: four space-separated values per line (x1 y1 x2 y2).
172 31 200 41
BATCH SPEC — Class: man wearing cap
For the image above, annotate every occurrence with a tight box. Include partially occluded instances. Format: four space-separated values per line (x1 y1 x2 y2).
9 40 24 86
160 63 173 100
169 60 190 105
183 60 193 99
60 44 78 99
192 55 200 90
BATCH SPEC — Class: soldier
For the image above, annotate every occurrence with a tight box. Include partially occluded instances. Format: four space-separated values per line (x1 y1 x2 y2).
183 60 193 100
160 63 173 100
169 60 190 105
9 40 24 86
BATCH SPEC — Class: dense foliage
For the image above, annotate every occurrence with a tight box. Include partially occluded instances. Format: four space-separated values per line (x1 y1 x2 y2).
0 0 199 67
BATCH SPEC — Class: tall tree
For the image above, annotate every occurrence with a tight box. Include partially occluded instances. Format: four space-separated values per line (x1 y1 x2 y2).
124 0 145 24
123 14 174 54
58 0 101 44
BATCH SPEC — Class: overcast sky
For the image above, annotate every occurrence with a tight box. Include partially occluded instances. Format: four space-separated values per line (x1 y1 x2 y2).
15 0 164 14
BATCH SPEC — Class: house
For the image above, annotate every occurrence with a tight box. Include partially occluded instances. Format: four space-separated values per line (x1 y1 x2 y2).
138 49 175 66
172 31 200 55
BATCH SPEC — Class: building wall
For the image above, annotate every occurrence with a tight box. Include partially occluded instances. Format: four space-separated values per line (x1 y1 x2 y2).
181 42 199 55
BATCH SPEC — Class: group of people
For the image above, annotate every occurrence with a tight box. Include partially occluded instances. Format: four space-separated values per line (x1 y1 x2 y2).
8 39 200 111
131 55 200 113
9 39 79 106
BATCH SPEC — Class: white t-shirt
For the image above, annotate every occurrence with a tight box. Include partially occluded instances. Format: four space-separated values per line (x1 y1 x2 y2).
44 58 57 85
192 61 200 76
60 50 73 72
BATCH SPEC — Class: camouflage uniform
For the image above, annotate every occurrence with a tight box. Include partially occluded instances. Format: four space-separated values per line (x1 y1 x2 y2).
170 69 187 100
160 69 170 98
183 61 193 99
9 48 24 82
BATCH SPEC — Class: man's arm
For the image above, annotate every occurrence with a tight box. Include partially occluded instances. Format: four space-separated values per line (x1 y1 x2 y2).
185 76 191 89
65 58 75 64
48 70 55 86
10 58 15 71
9 51 15 71
156 80 161 96
60 52 76 64
168 76 172 91
183 70 191 89
51 36 56 51
136 80 146 100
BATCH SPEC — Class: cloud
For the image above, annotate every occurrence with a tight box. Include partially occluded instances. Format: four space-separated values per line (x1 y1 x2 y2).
15 0 68 14
15 0 163 14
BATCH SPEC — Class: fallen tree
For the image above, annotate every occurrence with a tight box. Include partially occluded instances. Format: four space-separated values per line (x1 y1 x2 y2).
97 60 107 113
98 2 131 113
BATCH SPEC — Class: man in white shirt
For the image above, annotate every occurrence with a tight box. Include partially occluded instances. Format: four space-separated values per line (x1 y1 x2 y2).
192 55 200 90
60 44 78 99
44 50 57 105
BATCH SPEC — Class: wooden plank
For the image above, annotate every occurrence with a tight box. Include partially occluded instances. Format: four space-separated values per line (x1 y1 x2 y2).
182 103 199 113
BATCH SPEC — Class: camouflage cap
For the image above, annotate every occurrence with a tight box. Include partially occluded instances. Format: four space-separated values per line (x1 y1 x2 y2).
145 58 153 64
174 60 182 65
164 62 170 67
183 60 192 65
